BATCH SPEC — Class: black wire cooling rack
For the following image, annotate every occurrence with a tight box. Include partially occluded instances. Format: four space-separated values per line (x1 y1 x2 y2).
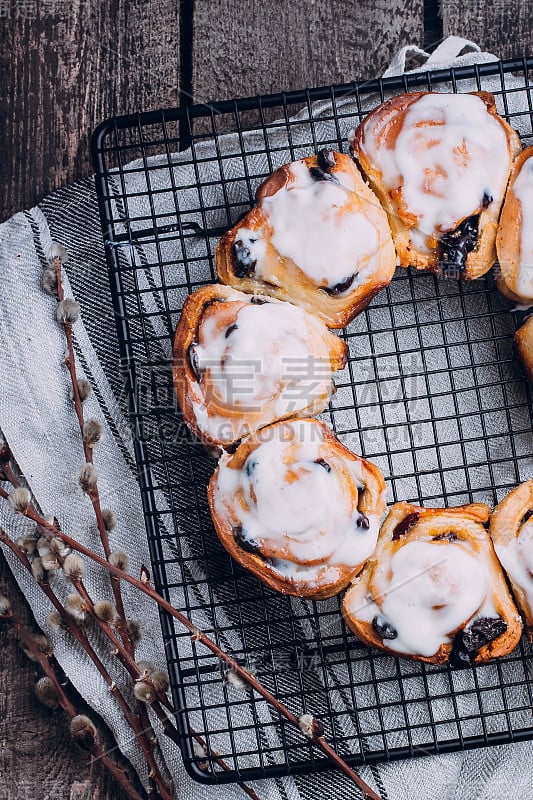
91 58 533 785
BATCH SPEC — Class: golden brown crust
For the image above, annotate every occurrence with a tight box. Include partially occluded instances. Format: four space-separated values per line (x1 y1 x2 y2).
351 91 522 280
208 419 387 599
173 284 347 449
490 480 533 637
215 151 396 328
496 146 533 303
515 315 533 383
342 501 522 664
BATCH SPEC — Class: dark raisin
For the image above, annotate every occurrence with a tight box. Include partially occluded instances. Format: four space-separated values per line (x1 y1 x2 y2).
250 296 267 305
309 166 338 184
244 457 257 477
463 616 507 651
224 440 240 455
187 343 201 382
323 273 356 296
372 614 398 640
482 192 493 209
450 616 507 668
317 148 336 171
392 511 420 541
356 514 370 530
233 525 261 555
438 215 479 274
225 323 238 339
233 240 257 278
449 638 472 668
433 531 458 542
314 458 331 473
520 509 533 528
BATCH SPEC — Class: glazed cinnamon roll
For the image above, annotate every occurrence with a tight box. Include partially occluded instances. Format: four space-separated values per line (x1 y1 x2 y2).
173 284 347 449
208 418 387 598
515 315 533 382
496 147 533 304
216 150 396 328
491 481 533 639
350 92 521 280
342 502 522 665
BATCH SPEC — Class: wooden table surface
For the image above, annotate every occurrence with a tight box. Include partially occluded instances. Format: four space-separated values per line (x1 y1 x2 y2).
0 2 532 798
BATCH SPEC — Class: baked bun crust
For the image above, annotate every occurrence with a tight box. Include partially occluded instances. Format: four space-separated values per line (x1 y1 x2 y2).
215 150 396 328
496 146 533 303
491 480 533 639
515 315 533 383
208 418 387 599
350 91 521 280
342 502 522 665
173 284 347 449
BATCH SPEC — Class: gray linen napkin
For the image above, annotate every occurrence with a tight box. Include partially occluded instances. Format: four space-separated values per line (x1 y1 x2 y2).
0 35 532 800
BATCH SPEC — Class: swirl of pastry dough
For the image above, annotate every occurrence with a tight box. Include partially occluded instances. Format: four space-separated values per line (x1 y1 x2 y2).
208 418 387 598
496 147 533 304
491 480 533 639
350 91 521 279
173 284 347 448
342 502 522 664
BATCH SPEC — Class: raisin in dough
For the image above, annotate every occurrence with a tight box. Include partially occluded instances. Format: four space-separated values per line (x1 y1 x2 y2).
173 284 347 449
350 92 521 279
208 418 386 599
342 502 522 665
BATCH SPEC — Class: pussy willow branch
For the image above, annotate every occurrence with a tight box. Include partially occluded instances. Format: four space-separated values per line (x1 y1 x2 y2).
53 255 132 656
2 490 380 800
0 494 261 798
52 256 172 800
2 612 145 800
0 530 173 800
2 457 170 799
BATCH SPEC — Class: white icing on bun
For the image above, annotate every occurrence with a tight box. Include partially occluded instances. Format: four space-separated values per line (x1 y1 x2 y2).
208 419 387 599
173 285 347 448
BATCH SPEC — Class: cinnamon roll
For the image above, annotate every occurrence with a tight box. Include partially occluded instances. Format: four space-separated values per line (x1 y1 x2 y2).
496 147 533 304
491 481 533 639
350 92 521 280
342 502 522 665
173 284 347 449
515 315 533 382
208 418 387 598
216 150 396 328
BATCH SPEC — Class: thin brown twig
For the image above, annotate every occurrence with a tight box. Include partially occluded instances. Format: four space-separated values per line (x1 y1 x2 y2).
1 507 262 797
0 527 173 800
2 612 146 800
53 255 132 655
5 491 380 800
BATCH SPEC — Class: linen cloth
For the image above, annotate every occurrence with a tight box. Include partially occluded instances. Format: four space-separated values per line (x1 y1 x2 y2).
0 36 532 800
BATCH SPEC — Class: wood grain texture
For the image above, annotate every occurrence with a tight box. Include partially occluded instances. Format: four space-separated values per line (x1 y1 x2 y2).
0 554 130 800
0 0 180 221
191 0 425 102
441 0 533 58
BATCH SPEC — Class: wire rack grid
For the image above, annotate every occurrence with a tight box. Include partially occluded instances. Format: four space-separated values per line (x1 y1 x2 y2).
91 58 533 785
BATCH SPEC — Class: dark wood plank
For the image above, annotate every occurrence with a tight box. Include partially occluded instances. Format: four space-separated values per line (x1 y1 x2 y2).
0 554 130 800
441 1 533 59
192 0 424 102
0 1 180 221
